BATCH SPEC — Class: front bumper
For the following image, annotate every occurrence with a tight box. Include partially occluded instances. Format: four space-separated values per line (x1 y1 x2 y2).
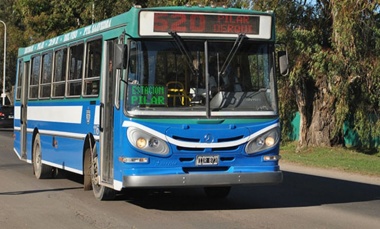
122 171 283 188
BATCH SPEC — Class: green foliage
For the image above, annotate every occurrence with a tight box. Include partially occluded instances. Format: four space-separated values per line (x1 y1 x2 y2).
328 1 380 148
13 0 139 41
149 0 188 6
273 0 380 149
0 0 24 90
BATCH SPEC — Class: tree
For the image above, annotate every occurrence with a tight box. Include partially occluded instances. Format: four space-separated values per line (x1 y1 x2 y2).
251 0 379 149
0 0 27 91
320 0 380 148
274 0 379 148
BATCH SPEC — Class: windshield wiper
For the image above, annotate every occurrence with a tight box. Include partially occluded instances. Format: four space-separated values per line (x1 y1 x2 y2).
219 33 246 77
169 31 198 76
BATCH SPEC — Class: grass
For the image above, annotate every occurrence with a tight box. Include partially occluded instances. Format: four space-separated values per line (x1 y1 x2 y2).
280 141 380 177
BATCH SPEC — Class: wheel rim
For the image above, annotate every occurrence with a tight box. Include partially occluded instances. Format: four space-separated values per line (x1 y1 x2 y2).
91 151 101 189
34 140 42 175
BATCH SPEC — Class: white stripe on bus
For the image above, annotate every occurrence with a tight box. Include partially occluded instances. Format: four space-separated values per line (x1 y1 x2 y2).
14 105 83 124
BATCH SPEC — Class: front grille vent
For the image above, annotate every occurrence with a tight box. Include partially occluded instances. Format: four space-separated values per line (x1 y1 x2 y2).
182 166 229 173
218 135 244 142
172 135 200 142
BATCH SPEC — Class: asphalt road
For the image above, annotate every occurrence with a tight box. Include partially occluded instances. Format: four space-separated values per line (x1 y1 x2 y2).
1 129 380 229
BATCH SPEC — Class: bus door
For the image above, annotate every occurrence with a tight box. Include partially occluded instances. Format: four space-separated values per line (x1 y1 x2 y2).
99 39 118 185
19 61 29 160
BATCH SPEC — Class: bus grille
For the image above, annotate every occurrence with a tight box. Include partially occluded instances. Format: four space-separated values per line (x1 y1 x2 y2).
182 166 230 173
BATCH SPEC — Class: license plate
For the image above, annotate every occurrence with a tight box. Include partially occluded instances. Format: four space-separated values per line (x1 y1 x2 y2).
196 155 219 166
8 115 13 118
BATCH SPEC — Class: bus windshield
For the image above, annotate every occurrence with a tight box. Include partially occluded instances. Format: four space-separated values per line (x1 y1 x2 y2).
125 39 277 117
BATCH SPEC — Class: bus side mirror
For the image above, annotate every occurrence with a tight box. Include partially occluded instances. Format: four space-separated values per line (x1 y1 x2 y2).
114 44 128 69
278 50 289 76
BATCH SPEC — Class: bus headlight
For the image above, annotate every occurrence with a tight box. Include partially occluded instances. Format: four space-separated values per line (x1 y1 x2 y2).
245 127 280 154
136 137 147 148
127 127 169 156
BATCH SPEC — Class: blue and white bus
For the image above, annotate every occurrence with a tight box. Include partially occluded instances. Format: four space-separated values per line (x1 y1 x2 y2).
14 5 287 200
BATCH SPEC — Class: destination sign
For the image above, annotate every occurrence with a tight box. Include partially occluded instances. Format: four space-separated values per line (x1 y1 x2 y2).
153 13 259 34
128 85 167 106
139 11 273 39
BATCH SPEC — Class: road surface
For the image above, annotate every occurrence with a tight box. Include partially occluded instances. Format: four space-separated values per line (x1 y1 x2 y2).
1 129 379 229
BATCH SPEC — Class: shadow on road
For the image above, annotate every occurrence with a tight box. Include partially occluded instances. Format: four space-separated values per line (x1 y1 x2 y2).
0 187 82 196
120 171 380 210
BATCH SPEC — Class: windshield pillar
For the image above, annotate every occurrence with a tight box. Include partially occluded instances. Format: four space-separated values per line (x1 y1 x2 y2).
204 40 211 118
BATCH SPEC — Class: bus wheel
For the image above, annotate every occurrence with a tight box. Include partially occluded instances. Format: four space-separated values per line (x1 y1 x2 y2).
88 147 116 200
204 186 231 199
32 134 53 179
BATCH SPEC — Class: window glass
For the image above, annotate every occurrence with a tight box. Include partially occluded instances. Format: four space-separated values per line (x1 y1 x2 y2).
16 59 24 100
68 43 84 96
84 39 102 96
29 56 41 99
53 48 67 97
125 41 276 116
40 52 53 98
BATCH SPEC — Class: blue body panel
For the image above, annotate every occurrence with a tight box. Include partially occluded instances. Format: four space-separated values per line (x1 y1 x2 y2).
13 99 100 174
111 117 281 187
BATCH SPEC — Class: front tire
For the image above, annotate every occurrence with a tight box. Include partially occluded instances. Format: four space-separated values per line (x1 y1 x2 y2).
32 134 53 179
88 147 116 200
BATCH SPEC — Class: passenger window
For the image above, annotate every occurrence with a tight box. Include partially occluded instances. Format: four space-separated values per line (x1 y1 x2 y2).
29 56 41 99
84 39 102 96
16 59 24 100
68 43 84 96
53 48 67 97
40 52 53 98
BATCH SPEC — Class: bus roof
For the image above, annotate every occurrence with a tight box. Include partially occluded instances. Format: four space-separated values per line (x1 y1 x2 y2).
148 5 272 14
18 6 275 57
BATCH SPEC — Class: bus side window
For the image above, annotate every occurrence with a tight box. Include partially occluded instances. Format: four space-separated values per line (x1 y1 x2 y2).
84 38 102 96
68 43 84 96
53 48 67 98
40 52 53 98
85 80 99 95
29 55 41 99
16 59 24 101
